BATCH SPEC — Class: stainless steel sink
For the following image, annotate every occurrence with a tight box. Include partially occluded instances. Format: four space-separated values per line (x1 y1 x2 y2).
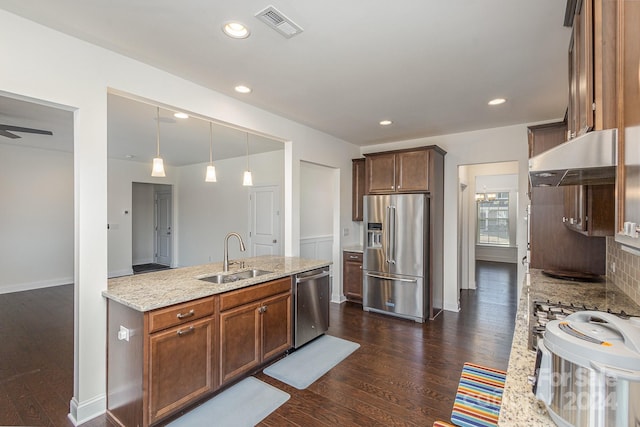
198 269 273 284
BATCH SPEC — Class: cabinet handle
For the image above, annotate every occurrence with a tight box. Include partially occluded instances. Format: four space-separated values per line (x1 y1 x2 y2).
258 305 268 314
349 255 359 259
177 326 195 336
176 309 195 319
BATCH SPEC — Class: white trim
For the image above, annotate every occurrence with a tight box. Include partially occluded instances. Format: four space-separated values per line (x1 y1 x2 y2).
0 277 74 294
108 268 134 278
68 394 106 426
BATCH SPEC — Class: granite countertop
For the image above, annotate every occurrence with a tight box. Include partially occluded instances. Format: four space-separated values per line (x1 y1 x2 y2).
103 255 331 312
499 269 640 426
343 245 363 253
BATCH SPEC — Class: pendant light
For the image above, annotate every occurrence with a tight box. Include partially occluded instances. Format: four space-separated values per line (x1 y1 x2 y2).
205 122 217 182
243 132 253 186
151 106 166 177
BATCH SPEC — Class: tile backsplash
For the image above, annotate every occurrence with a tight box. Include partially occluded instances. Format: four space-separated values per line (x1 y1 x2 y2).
607 236 640 306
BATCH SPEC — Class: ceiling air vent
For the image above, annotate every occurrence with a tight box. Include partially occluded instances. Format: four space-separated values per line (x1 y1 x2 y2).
255 5 303 38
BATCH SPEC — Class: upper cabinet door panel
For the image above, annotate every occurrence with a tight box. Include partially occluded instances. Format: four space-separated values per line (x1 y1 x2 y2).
397 150 429 192
366 153 396 194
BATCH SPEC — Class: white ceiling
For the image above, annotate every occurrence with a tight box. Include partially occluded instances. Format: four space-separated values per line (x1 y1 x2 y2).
0 0 572 147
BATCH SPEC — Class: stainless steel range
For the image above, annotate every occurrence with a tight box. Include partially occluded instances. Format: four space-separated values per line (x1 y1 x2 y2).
529 299 639 351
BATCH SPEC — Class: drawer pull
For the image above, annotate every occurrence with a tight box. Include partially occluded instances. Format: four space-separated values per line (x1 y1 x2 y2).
177 326 195 336
349 255 359 259
176 309 195 319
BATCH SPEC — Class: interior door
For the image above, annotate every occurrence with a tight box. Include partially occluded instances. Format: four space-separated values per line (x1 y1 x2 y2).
155 190 172 266
249 185 281 256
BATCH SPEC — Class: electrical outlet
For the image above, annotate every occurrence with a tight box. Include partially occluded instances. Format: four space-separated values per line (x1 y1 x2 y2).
611 262 616 273
118 325 130 341
343 228 349 237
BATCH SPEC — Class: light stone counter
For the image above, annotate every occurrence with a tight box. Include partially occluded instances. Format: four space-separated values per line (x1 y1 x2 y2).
103 255 331 312
499 269 640 426
343 244 363 253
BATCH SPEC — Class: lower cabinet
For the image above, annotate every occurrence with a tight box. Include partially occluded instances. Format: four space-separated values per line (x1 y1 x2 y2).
219 277 292 386
343 251 363 303
107 277 292 427
148 316 215 424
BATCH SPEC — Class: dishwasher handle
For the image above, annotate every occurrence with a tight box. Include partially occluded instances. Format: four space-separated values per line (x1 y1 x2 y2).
296 270 329 283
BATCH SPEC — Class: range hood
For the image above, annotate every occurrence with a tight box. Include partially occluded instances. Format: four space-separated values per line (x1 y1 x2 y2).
529 128 617 187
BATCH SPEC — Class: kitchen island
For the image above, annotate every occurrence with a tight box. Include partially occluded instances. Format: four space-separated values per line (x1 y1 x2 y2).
103 255 330 427
499 269 640 426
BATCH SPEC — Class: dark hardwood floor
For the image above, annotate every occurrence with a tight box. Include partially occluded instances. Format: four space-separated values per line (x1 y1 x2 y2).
0 261 517 427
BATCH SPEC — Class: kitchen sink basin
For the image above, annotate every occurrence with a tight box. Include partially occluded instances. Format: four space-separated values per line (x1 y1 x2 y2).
198 269 273 284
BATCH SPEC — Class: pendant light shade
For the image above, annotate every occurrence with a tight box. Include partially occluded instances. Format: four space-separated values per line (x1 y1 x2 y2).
205 122 217 182
243 132 253 186
151 106 166 177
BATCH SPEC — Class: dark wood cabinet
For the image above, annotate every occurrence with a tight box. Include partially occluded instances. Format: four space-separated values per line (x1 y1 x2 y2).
365 147 443 194
563 184 615 236
615 0 640 250
148 316 214 424
218 277 291 386
566 0 617 139
343 251 363 303
106 296 216 427
528 122 607 274
107 276 292 427
352 158 365 221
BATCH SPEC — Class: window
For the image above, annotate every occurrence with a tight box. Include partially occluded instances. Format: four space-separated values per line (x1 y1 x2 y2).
477 192 510 246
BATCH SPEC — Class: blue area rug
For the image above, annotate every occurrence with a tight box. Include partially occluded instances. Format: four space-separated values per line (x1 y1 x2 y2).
167 377 289 427
263 334 360 389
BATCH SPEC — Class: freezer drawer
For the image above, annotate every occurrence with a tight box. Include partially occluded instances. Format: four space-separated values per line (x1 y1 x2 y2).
363 271 425 322
294 268 330 348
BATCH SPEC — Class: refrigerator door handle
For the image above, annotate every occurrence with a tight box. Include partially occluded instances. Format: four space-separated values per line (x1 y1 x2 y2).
386 206 397 264
366 272 417 283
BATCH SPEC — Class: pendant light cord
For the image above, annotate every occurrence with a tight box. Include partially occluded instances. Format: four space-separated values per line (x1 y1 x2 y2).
246 132 250 170
156 106 160 157
209 122 213 164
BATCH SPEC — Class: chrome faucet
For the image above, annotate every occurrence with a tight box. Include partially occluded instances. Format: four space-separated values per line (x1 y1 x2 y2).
223 232 246 272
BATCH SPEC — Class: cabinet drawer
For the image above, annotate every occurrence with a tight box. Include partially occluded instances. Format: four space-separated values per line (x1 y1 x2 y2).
219 277 291 312
148 297 215 334
344 251 363 262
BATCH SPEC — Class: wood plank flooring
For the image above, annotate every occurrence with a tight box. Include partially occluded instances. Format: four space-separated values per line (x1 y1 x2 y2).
0 261 516 427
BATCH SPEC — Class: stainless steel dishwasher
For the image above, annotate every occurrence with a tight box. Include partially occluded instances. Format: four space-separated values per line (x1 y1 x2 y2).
294 268 330 348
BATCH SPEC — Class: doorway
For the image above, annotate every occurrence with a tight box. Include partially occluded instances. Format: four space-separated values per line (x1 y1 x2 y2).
132 182 172 272
458 161 519 304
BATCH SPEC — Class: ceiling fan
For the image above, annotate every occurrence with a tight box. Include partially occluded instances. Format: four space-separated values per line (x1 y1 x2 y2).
0 124 53 139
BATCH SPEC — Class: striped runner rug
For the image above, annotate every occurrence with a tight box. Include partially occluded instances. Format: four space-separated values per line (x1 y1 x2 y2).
449 362 506 427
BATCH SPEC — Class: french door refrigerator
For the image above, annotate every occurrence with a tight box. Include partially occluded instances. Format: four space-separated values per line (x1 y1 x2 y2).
363 193 430 322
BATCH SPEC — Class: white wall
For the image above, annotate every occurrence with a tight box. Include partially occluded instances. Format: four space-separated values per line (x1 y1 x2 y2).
1 10 360 423
362 124 538 312
300 161 334 238
178 150 284 266
0 144 74 293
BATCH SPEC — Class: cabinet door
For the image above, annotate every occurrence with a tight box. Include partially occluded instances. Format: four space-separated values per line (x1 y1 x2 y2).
616 0 640 249
148 317 214 424
219 302 260 386
366 153 396 194
396 150 429 192
576 0 595 135
261 292 291 361
343 252 363 303
352 158 365 221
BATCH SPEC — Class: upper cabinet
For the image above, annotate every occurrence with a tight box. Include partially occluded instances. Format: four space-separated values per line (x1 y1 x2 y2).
566 0 617 140
615 0 640 250
352 158 365 221
364 146 445 194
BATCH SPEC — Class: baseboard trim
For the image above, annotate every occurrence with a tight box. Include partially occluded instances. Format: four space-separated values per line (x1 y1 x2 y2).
68 394 106 426
108 268 134 278
0 277 73 294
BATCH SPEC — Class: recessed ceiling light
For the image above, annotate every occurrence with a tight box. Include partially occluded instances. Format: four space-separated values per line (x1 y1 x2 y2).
488 98 507 106
379 120 393 126
235 85 252 94
223 21 250 39
174 112 189 119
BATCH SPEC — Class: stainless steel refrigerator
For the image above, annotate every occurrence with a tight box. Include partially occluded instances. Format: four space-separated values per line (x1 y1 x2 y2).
363 193 430 322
